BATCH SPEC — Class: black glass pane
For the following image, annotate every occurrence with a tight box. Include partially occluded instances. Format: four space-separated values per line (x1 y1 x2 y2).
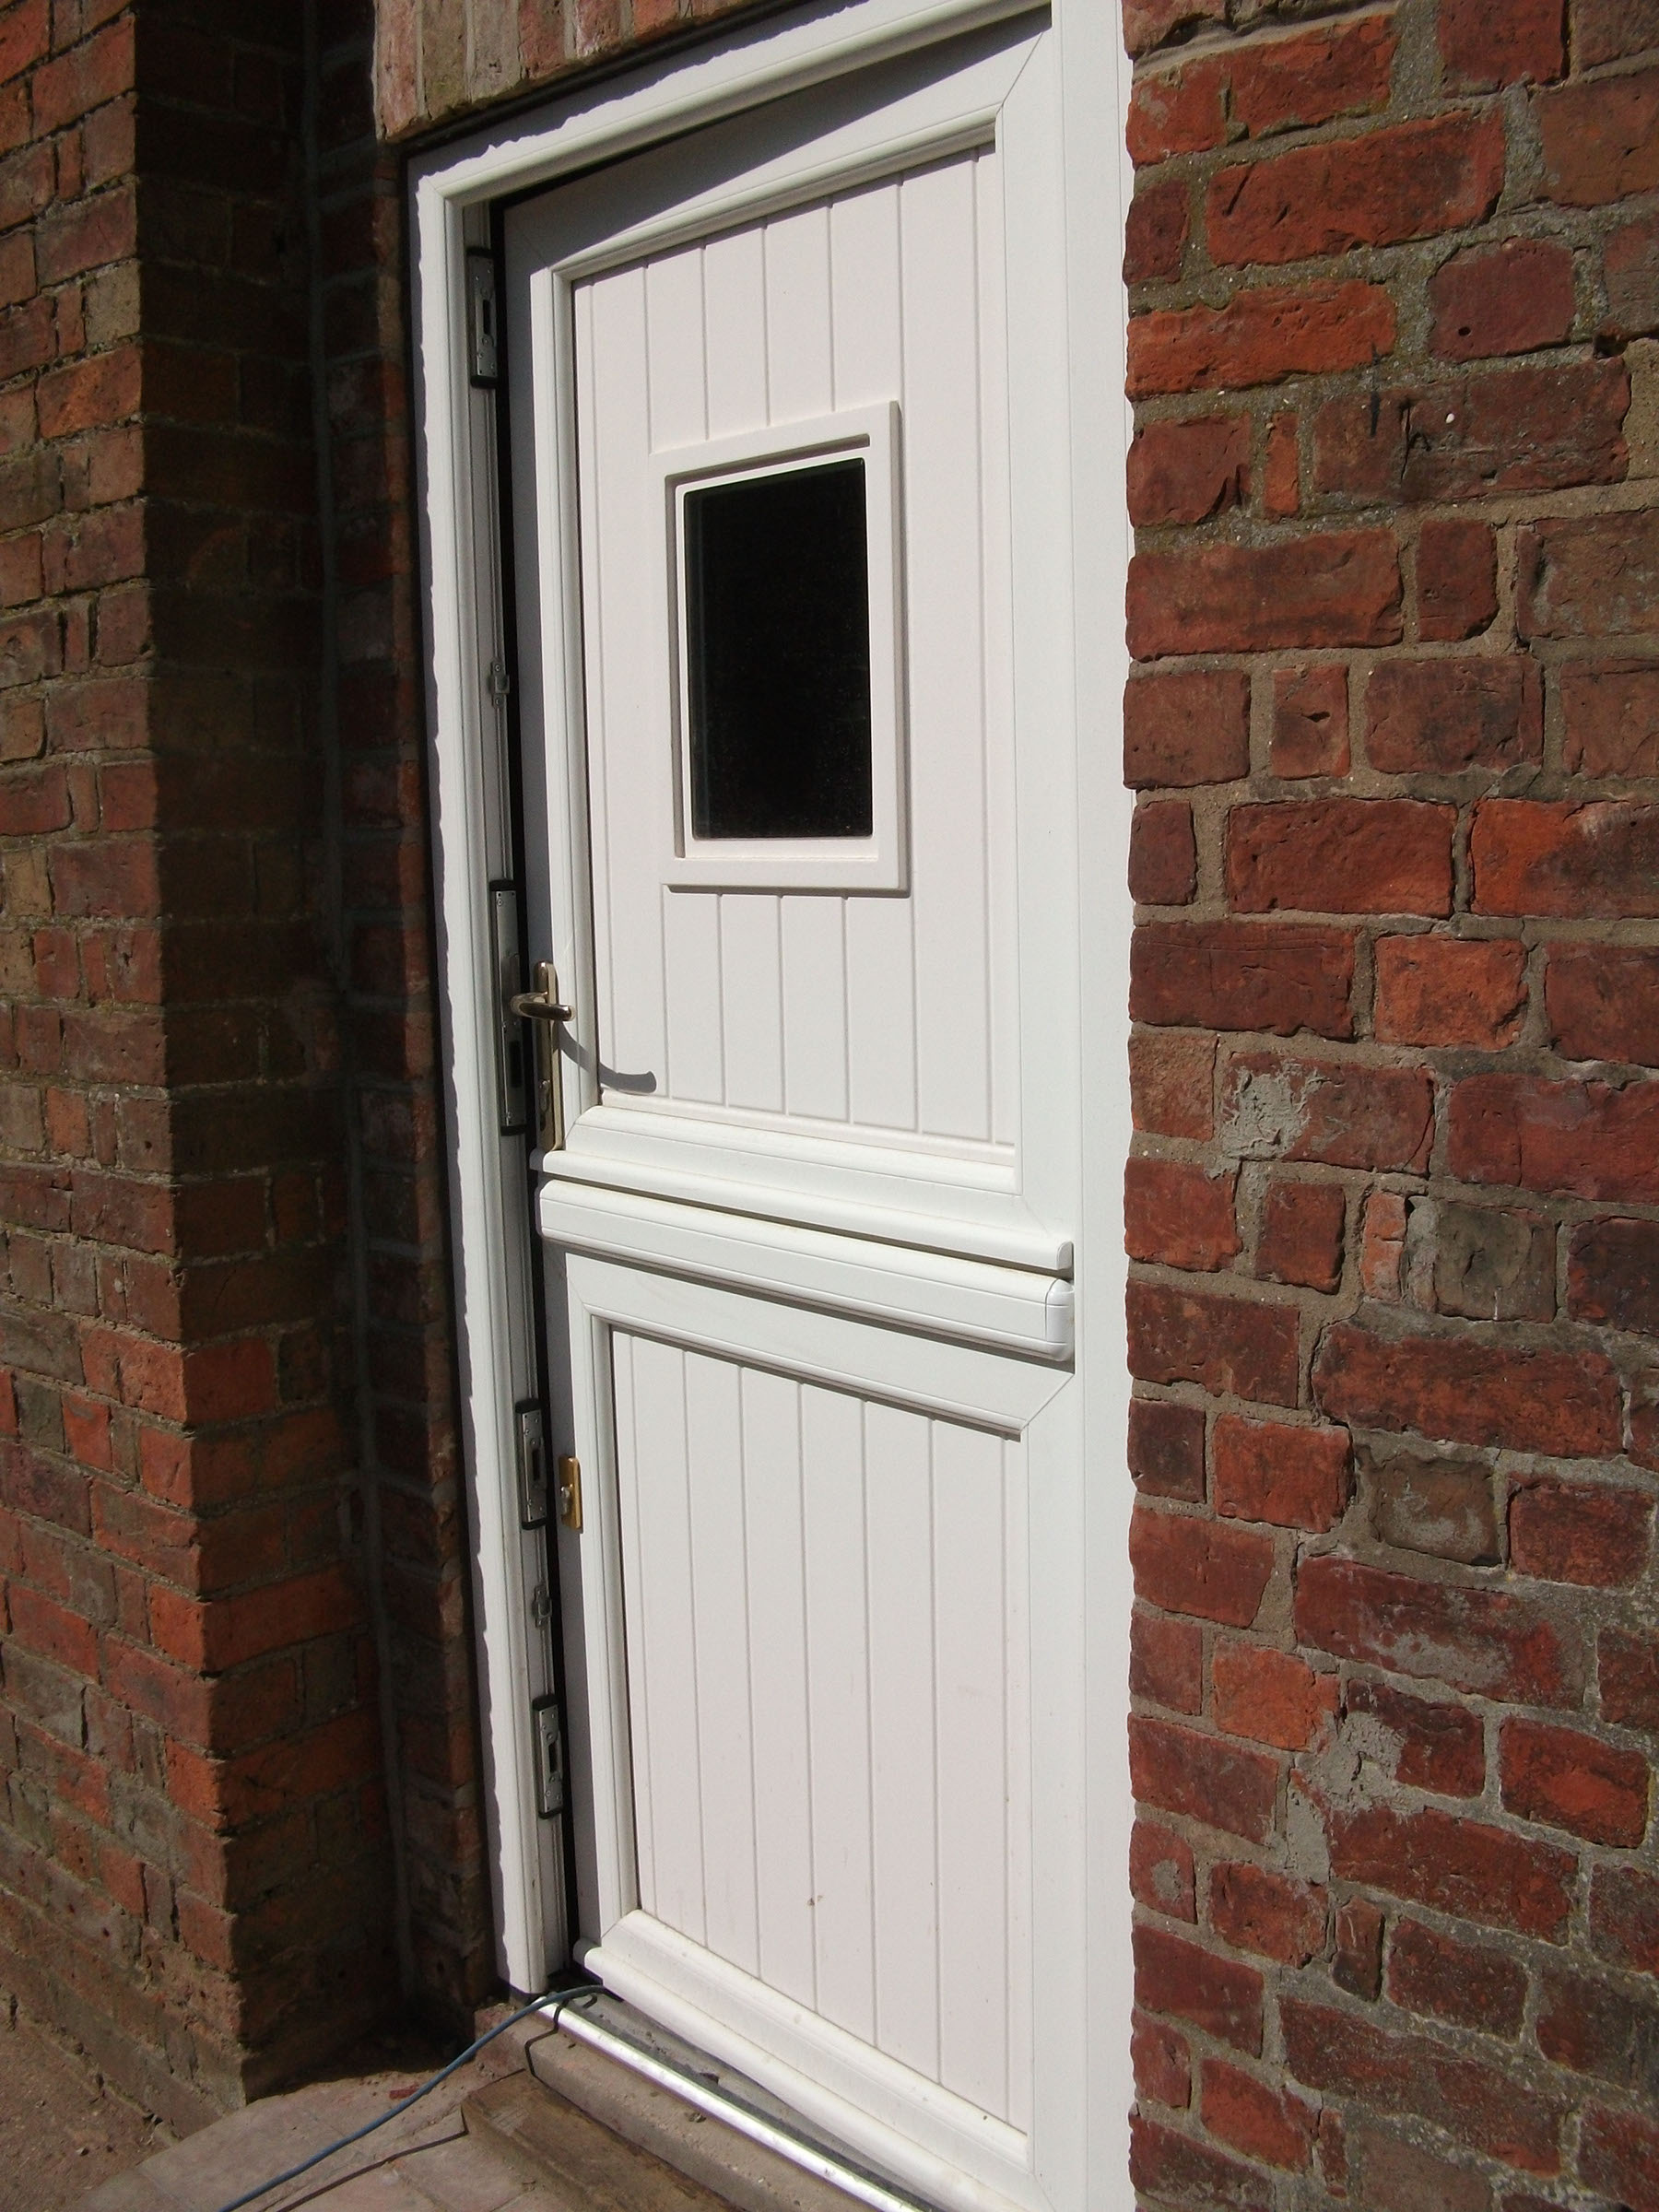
684 458 874 841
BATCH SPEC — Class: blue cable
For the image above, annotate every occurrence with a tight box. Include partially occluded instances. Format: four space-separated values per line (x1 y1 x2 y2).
211 1983 587 2212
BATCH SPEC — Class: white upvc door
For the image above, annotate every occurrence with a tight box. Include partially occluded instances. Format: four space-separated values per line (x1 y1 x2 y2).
503 18 1094 2212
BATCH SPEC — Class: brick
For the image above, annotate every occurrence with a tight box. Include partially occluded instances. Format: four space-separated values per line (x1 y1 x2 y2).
1255 1177 1345 1291
1130 1715 1281 1844
1134 1924 1264 2054
1262 412 1298 518
1323 360 1630 501
1127 280 1396 396
1214 1415 1348 1533
1212 1641 1337 1752
1344 1676 1486 1796
1127 415 1249 526
1230 16 1397 137
1129 1396 1206 1502
1417 522 1498 647
1373 935 1527 1051
1281 2000 1566 2172
1127 56 1224 165
1122 0 1227 56
1578 0 1659 65
1600 1628 1659 1731
1353 2131 1490 2212
1440 0 1564 86
1501 1717 1649 1845
1131 1031 1217 1140
1132 1821 1196 1922
1510 1478 1653 1588
1131 923 1354 1038
1132 2013 1191 2109
1603 208 1659 338
1476 796 1659 917
1124 666 1251 788
1386 1918 1526 2036
1129 533 1402 656
1568 1215 1659 1330
1591 1865 1659 1975
1361 1448 1499 1567
1130 1504 1275 1627
1129 800 1197 906
1313 1318 1622 1458
1227 799 1453 917
1540 66 1659 206
1560 660 1659 775
1408 1198 1555 1324
1333 1897 1385 1998
1296 1555 1582 1706
1429 239 1575 362
1133 1606 1205 1713
1220 1054 1432 1172
1365 659 1542 775
1520 509 1659 637
1537 1969 1659 2093
1203 2059 1316 2172
1124 177 1190 284
1125 1158 1239 1271
1208 112 1505 266
1583 2113 1659 2212
1271 664 1348 779
1327 1799 1575 1945
1129 2115 1271 2212
36 347 141 441
1127 1281 1301 1406
1448 1069 1659 1203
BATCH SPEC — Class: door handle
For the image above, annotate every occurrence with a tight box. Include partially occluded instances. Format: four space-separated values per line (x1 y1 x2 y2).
511 959 568 1149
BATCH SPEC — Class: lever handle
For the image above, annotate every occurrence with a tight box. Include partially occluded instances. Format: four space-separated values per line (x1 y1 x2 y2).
510 988 571 1022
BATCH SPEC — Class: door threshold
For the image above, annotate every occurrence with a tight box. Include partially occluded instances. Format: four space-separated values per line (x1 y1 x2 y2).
523 1987 947 2212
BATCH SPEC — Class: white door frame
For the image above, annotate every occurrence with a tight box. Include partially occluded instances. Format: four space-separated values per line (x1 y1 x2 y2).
407 2 1134 2203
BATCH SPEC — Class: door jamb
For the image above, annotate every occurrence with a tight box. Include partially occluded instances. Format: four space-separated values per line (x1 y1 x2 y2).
406 5 1133 2194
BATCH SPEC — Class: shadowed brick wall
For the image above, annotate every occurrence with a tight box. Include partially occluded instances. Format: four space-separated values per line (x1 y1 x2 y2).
0 0 491 2124
1124 1 1659 2206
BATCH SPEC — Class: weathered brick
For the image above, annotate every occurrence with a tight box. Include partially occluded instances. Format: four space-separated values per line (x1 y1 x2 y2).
1131 1030 1218 1139
1220 1053 1432 1172
1510 1478 1653 1588
1417 518 1498 641
1131 923 1355 1038
1386 1918 1527 2036
1130 1715 1281 1844
1448 1069 1659 1204
1135 1924 1265 2054
1373 935 1527 1051
1333 1897 1384 2000
1129 800 1198 906
1203 2059 1316 2172
1577 0 1659 67
1129 534 1403 656
1127 1280 1301 1406
1281 2000 1566 2171
1133 1607 1206 1714
1132 2014 1192 2110
1431 240 1573 369
1440 0 1564 87
1124 666 1252 788
1591 1865 1659 1975
1541 66 1659 206
1129 1396 1206 1503
1520 509 1659 637
1226 799 1453 917
1537 1968 1659 2095
1316 1319 1620 1457
1600 1628 1659 1732
1130 2114 1272 2212
1127 281 1396 396
1212 1641 1337 1752
1271 663 1349 779
1132 1821 1196 1922
1124 176 1191 284
1366 659 1542 775
1568 1215 1659 1331
1296 1554 1584 1707
1560 660 1659 774
1122 0 1227 58
1318 361 1629 502
1127 415 1249 526
1500 1717 1650 1846
1127 55 1225 165
1407 1198 1555 1324
1214 1415 1349 1532
1255 1176 1345 1291
1207 113 1506 266
1344 1675 1486 1795
1131 1503 1276 1627
1361 1446 1500 1566
1125 1157 1240 1271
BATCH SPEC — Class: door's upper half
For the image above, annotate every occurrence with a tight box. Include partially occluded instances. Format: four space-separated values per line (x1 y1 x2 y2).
572 144 1018 1161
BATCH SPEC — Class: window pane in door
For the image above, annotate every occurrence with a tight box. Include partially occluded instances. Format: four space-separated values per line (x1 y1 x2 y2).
684 458 875 841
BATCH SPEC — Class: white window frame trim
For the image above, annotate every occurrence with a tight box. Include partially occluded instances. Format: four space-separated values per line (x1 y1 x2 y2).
406 4 1134 2205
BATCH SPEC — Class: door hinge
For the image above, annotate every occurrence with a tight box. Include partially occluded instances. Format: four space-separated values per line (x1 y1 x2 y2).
531 1695 564 1818
557 1453 582 1534
488 882 528 1135
467 249 499 385
515 1398 549 1528
488 656 511 708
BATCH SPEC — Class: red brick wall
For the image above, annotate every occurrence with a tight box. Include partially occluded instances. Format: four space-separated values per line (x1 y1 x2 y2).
1124 3 1659 2206
0 0 489 2124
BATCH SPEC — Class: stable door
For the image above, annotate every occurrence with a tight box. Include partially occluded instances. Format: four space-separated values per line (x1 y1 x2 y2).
505 18 1085 2212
